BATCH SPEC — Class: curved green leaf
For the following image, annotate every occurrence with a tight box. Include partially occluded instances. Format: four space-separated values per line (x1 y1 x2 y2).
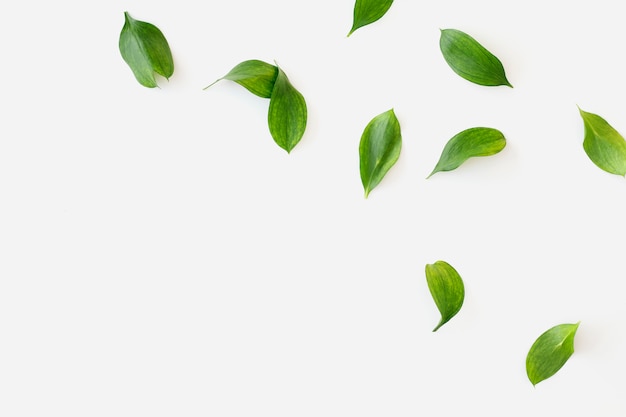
348 0 394 36
439 28 512 87
427 127 506 178
204 60 278 98
579 108 626 176
359 109 402 198
526 322 580 386
268 66 307 153
119 11 174 88
425 261 465 332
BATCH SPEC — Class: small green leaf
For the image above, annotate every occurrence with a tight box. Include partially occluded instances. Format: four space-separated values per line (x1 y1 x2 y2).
439 28 512 87
268 66 307 153
348 0 394 36
119 11 174 88
425 261 465 332
579 108 626 176
204 60 278 98
359 109 402 198
427 127 506 178
526 322 580 386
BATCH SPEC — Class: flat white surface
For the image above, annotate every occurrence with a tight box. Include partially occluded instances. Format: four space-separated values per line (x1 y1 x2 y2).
1 1 626 416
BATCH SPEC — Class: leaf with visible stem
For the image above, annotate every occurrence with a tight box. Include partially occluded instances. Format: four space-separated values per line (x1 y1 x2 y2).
119 12 174 88
425 261 465 332
526 322 580 386
267 66 307 153
579 107 626 176
439 28 512 87
204 60 278 98
348 0 394 36
427 127 506 178
359 109 402 198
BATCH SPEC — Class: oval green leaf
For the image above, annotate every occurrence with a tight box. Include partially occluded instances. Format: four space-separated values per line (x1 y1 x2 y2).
425 261 465 332
579 107 626 176
119 11 174 88
268 66 307 153
439 28 512 87
348 0 394 36
427 127 506 178
526 322 580 386
359 109 402 198
204 60 278 98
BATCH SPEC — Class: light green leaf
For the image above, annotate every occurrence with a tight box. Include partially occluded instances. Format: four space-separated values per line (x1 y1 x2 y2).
359 109 402 198
425 261 465 332
204 60 278 98
439 28 512 87
579 108 626 176
526 322 580 386
268 66 307 153
348 0 394 36
427 127 506 178
119 11 174 88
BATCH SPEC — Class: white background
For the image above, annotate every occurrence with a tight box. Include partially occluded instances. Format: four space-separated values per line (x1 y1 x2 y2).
1 0 625 416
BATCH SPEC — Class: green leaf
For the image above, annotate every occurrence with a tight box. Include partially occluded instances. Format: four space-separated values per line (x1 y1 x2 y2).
348 0 394 36
439 28 512 87
204 60 278 98
526 322 580 386
267 66 307 153
359 109 402 198
427 127 506 178
579 108 626 176
119 11 174 88
425 261 465 332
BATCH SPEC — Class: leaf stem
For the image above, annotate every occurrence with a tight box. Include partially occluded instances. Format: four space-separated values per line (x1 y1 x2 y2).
202 78 221 91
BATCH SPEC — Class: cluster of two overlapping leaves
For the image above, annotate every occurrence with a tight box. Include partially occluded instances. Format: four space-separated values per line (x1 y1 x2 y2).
205 60 307 154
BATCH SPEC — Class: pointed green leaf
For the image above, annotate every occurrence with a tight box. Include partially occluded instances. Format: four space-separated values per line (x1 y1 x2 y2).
119 12 174 88
427 127 506 178
267 66 307 153
579 108 626 176
425 261 465 332
526 322 580 386
439 28 512 87
204 60 278 98
359 109 402 198
348 0 394 36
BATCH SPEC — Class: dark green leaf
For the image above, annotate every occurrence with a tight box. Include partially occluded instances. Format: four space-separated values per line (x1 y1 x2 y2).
427 127 506 178
526 322 580 386
204 60 278 98
425 261 465 332
267 66 307 153
579 108 626 176
348 0 394 36
439 28 512 87
119 11 174 88
359 109 402 198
